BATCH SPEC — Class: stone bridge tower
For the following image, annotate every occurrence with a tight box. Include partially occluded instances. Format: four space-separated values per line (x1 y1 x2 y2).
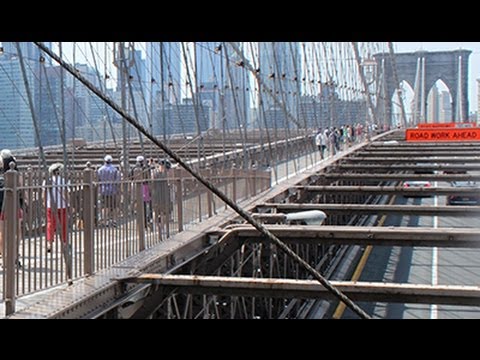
373 49 471 126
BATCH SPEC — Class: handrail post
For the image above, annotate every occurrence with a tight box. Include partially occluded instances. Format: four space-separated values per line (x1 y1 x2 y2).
175 170 183 232
4 168 18 316
207 168 213 218
83 163 94 276
232 167 237 204
135 168 145 252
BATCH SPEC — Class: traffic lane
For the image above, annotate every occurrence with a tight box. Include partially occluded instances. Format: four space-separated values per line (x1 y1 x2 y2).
435 174 480 318
342 193 480 319
389 195 480 318
342 196 418 318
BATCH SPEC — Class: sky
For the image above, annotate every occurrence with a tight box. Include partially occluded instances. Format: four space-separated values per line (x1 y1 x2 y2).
393 42 480 114
5 42 478 114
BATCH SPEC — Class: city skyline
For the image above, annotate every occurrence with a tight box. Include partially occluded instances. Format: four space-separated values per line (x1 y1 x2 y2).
0 42 476 150
6 42 474 111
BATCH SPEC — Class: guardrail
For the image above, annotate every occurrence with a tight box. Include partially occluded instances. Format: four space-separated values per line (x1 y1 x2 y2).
0 165 271 315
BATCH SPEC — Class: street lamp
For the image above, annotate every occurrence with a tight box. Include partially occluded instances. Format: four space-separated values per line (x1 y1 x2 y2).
362 58 377 86
360 57 378 137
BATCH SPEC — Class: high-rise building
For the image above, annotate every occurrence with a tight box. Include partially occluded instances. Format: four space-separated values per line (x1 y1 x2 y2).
71 63 102 130
195 42 223 87
1 42 52 62
427 84 439 123
195 42 250 131
0 55 37 149
36 66 64 146
146 42 182 107
153 99 209 136
439 91 452 123
113 46 149 129
258 42 301 124
1 43 66 146
130 49 146 93
194 42 224 130
223 42 250 130
477 79 480 122
115 46 146 94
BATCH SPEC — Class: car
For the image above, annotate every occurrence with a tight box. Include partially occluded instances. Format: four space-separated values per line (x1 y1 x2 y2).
447 181 480 206
403 180 432 197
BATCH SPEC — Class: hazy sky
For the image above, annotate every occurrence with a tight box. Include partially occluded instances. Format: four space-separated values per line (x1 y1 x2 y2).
393 42 480 114
7 42 478 114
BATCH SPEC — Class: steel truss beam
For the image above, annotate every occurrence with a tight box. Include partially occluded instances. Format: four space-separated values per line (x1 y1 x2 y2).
317 173 480 182
255 204 480 217
119 274 480 307
211 225 480 248
336 164 480 171
295 185 480 196
355 151 480 157
344 157 480 163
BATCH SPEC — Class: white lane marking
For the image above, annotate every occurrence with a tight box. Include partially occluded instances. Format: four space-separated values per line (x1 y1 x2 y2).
430 181 438 319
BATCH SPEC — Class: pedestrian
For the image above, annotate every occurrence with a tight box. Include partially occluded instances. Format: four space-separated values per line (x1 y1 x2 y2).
130 155 152 228
315 129 327 160
0 150 24 266
151 159 171 237
43 163 70 252
97 155 120 227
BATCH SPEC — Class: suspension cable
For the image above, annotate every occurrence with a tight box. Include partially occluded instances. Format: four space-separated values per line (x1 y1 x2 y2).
388 42 408 128
35 41 371 320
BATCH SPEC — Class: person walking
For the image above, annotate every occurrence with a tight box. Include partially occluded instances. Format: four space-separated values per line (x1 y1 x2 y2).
0 149 23 267
97 155 121 227
315 129 327 160
43 163 70 253
151 159 171 238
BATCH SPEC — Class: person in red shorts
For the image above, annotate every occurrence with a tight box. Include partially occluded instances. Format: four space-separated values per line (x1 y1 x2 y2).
42 163 70 253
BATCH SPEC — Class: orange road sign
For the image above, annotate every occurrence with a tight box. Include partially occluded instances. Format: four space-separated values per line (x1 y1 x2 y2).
406 128 480 142
417 122 475 129
417 123 456 128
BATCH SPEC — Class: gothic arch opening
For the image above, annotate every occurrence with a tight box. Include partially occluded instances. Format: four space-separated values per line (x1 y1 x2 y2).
391 80 414 127
426 79 452 123
373 49 471 126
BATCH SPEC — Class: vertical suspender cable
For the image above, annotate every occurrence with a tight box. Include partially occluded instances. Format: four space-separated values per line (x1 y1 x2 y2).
35 41 371 320
388 42 408 128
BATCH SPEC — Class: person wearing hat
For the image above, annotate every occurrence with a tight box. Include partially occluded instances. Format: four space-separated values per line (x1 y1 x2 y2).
42 163 70 252
97 155 120 227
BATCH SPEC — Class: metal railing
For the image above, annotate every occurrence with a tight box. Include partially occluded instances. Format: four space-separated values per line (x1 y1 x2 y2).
1 165 271 315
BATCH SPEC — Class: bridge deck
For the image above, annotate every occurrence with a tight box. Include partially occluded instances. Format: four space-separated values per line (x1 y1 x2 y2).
4 130 480 319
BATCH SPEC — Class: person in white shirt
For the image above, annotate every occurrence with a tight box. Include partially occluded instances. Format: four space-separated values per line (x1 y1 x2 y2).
315 129 327 159
43 163 70 253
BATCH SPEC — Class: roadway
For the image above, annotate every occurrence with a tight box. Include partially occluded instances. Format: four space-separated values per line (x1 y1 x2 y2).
341 179 480 319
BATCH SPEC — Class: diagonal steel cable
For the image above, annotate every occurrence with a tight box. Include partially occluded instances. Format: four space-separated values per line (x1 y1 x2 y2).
34 41 371 319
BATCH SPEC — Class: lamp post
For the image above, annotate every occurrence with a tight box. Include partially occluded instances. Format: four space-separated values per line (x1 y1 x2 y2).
362 58 377 86
359 55 378 139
